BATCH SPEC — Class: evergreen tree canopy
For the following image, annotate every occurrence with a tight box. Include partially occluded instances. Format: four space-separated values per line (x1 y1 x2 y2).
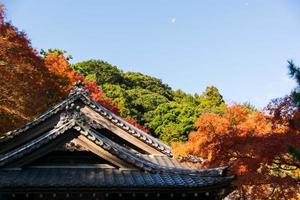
72 59 226 143
287 60 300 107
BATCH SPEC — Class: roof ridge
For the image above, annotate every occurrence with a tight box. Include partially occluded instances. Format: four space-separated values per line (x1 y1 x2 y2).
0 81 87 142
0 116 228 177
79 94 172 157
0 83 173 157
0 120 76 167
0 94 80 143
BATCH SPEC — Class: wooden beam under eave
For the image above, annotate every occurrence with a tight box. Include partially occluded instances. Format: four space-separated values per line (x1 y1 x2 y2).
76 135 133 169
81 106 164 156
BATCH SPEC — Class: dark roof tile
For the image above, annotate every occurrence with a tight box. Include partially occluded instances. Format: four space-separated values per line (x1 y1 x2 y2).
0 84 172 157
0 168 233 190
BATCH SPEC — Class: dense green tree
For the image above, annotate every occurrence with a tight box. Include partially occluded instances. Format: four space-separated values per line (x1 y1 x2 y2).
72 60 175 122
144 101 198 143
127 89 169 121
72 59 227 144
173 89 197 104
123 72 173 100
286 60 300 162
72 60 174 101
287 60 300 106
145 86 226 143
72 60 124 84
196 86 225 114
101 83 134 117
102 83 168 122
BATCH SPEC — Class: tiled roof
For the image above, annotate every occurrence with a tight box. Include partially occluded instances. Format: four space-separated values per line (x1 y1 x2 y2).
88 128 227 176
0 168 233 189
0 83 172 157
0 119 234 192
141 155 200 169
0 95 77 142
0 117 227 176
0 83 234 194
0 120 76 167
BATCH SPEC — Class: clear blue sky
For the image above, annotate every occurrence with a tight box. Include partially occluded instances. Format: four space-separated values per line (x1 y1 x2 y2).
3 0 300 108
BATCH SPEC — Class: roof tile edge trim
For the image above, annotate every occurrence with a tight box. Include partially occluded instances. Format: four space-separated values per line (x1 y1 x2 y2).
0 83 172 157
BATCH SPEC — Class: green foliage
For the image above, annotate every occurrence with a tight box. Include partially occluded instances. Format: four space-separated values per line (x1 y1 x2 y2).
196 86 225 113
127 89 169 121
72 60 173 101
102 83 168 122
72 60 124 84
144 86 225 143
286 60 300 163
73 59 226 143
174 89 197 104
123 72 173 100
40 48 73 60
287 145 300 161
101 83 133 117
72 59 175 121
288 60 300 86
287 60 300 107
242 102 258 112
144 101 198 143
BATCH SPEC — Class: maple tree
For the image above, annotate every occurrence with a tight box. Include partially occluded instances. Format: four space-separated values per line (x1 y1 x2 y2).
173 104 300 199
0 4 120 133
42 49 80 93
0 2 145 135
3 2 299 197
42 50 121 113
0 6 63 133
39 50 149 132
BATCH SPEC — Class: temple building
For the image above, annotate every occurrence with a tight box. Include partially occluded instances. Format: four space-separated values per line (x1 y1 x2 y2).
0 83 234 200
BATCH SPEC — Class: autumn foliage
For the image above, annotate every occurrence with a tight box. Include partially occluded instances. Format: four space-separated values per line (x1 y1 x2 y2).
0 5 118 133
43 51 81 93
0 4 144 133
2 3 300 199
42 48 151 130
0 6 63 133
173 104 300 198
